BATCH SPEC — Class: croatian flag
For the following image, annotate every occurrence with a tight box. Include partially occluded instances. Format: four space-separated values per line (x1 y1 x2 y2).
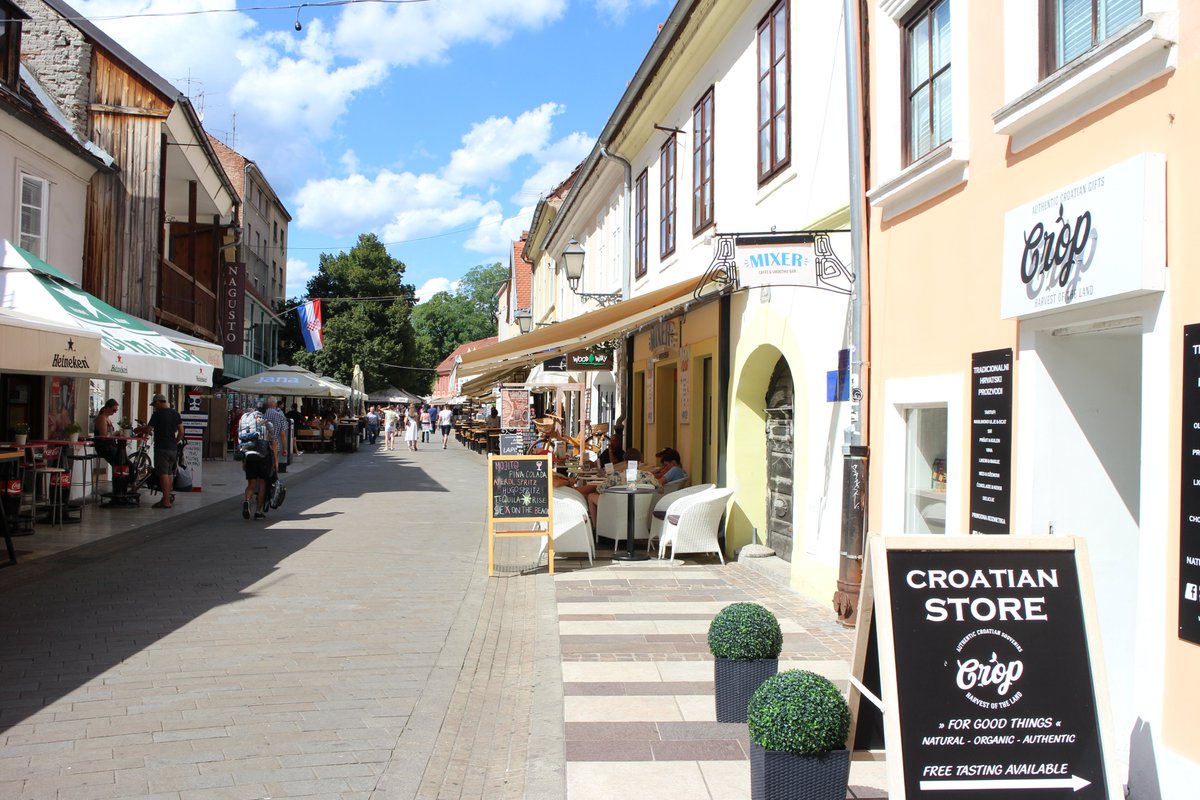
298 299 324 352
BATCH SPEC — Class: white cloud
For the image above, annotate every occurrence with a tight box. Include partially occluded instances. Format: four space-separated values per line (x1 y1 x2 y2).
415 278 462 303
285 257 316 299
465 205 536 254
515 131 594 203
443 103 562 187
594 0 663 24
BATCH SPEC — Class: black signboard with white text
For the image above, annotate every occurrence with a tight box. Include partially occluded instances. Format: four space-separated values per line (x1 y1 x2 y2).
855 536 1115 800
970 349 1013 534
1179 325 1200 644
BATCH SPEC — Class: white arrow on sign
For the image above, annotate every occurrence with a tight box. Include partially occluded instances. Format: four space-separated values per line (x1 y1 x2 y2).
919 775 1091 792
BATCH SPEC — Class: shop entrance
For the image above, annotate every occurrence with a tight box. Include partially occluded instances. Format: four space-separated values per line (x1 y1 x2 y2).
1028 323 1141 746
654 362 677 456
765 358 794 561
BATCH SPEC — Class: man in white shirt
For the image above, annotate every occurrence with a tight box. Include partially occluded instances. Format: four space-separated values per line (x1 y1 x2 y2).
437 406 454 449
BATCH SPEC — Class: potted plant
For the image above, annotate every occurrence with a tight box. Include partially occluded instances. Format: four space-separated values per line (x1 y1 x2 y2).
707 602 782 723
13 421 30 445
746 670 852 800
65 422 82 442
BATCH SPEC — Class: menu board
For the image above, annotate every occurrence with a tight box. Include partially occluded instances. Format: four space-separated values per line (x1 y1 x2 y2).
867 537 1113 799
969 349 1013 535
499 387 531 430
489 455 550 519
499 432 525 455
1179 324 1200 644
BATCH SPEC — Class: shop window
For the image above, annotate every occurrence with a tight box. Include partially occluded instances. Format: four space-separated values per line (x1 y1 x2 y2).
19 173 48 258
1044 0 1142 75
692 87 714 234
757 0 790 183
904 405 948 534
659 136 676 259
634 169 648 278
904 0 952 165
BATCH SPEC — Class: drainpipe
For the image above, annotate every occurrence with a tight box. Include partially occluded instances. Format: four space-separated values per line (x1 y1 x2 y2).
835 0 870 626
600 145 633 435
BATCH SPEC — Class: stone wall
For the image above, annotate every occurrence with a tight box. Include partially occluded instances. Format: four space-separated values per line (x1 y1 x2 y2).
17 0 92 138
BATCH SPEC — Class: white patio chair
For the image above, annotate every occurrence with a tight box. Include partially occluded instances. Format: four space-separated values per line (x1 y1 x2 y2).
648 483 713 553
540 492 594 565
595 487 655 547
660 475 689 496
659 487 734 563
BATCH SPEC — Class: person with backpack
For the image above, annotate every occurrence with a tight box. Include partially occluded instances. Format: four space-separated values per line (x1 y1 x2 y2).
239 401 276 520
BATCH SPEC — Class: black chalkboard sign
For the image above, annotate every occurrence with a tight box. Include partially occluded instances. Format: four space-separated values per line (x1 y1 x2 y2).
856 536 1116 800
499 432 525 455
1178 324 1200 645
489 455 551 518
969 349 1012 534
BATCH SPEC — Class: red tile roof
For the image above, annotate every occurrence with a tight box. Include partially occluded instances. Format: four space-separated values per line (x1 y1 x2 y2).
512 232 531 312
436 336 500 375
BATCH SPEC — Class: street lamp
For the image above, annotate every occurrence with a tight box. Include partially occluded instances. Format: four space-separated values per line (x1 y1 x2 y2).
560 237 622 307
515 308 533 334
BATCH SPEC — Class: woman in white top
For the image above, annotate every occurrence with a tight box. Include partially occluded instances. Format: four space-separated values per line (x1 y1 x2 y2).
404 405 420 451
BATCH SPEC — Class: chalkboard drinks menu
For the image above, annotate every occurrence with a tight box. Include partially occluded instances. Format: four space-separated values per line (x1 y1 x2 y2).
1179 324 1200 645
490 456 550 518
862 536 1115 800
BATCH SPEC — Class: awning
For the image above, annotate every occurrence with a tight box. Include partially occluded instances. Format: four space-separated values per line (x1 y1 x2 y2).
460 364 530 399
0 309 103 376
0 241 215 386
141 318 224 369
224 364 350 398
456 273 709 379
367 385 423 404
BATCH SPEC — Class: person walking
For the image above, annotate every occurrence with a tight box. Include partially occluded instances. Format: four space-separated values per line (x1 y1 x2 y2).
404 405 420 451
420 406 432 444
383 405 399 450
365 406 380 445
238 402 275 520
437 405 454 449
135 393 185 509
265 398 289 474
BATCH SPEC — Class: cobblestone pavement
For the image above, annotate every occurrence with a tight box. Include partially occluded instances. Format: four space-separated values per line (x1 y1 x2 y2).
0 443 564 800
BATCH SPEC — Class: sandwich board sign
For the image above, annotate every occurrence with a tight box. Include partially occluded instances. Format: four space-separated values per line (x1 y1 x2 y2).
487 454 553 576
849 535 1118 799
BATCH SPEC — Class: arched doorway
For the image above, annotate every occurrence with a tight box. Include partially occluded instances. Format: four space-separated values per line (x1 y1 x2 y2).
765 357 794 561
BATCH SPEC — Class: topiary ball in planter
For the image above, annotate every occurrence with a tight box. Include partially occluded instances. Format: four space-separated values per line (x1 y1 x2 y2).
747 670 852 800
708 603 782 723
708 602 783 660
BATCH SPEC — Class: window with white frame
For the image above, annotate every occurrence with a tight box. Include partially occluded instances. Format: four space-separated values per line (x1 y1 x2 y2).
757 0 790 182
904 405 948 534
19 173 48 258
905 0 951 164
1045 0 1142 75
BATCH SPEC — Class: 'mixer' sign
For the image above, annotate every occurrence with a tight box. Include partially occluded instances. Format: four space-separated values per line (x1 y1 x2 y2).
1000 153 1165 319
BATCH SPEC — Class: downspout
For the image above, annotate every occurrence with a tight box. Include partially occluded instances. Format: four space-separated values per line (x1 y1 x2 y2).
835 0 871 626
600 145 633 433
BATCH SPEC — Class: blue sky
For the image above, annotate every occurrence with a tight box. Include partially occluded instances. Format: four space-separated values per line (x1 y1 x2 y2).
67 0 673 301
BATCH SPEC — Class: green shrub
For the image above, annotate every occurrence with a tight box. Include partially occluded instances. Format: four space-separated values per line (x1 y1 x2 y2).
747 670 851 755
707 602 783 661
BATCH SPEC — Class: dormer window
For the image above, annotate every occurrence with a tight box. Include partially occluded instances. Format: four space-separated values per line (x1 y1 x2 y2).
0 2 28 91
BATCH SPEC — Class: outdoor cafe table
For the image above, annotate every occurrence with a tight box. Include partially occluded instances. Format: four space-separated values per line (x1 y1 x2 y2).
32 440 92 524
605 484 656 562
97 435 147 507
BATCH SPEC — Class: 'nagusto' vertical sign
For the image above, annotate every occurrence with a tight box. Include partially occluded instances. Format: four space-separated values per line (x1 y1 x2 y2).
861 535 1116 800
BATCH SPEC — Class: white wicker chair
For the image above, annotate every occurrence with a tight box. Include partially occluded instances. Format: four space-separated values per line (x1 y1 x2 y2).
595 487 656 546
540 491 594 565
660 476 689 496
648 484 713 552
659 487 734 563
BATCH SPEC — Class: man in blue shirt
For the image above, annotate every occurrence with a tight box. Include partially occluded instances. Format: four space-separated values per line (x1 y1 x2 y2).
653 447 687 486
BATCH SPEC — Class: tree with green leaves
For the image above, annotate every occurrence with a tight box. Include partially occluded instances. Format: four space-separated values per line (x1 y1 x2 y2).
279 233 427 394
412 261 508 365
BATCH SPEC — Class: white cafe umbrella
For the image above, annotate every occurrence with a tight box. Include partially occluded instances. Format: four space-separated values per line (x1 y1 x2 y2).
224 364 350 398
0 241 215 386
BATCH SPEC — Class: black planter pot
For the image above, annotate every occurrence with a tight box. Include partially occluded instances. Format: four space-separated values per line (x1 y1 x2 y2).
714 657 777 723
750 742 850 800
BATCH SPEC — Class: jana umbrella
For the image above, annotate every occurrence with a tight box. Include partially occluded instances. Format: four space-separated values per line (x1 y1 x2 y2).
0 241 216 386
224 364 350 398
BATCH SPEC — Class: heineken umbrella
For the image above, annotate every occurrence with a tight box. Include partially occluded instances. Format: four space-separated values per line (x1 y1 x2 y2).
0 241 215 386
224 364 350 398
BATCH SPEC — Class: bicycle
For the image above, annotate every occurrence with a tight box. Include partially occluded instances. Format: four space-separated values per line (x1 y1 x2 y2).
127 422 178 504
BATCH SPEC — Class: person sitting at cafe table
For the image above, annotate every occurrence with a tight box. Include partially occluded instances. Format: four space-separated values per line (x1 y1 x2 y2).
651 447 687 485
93 398 122 467
586 447 661 527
